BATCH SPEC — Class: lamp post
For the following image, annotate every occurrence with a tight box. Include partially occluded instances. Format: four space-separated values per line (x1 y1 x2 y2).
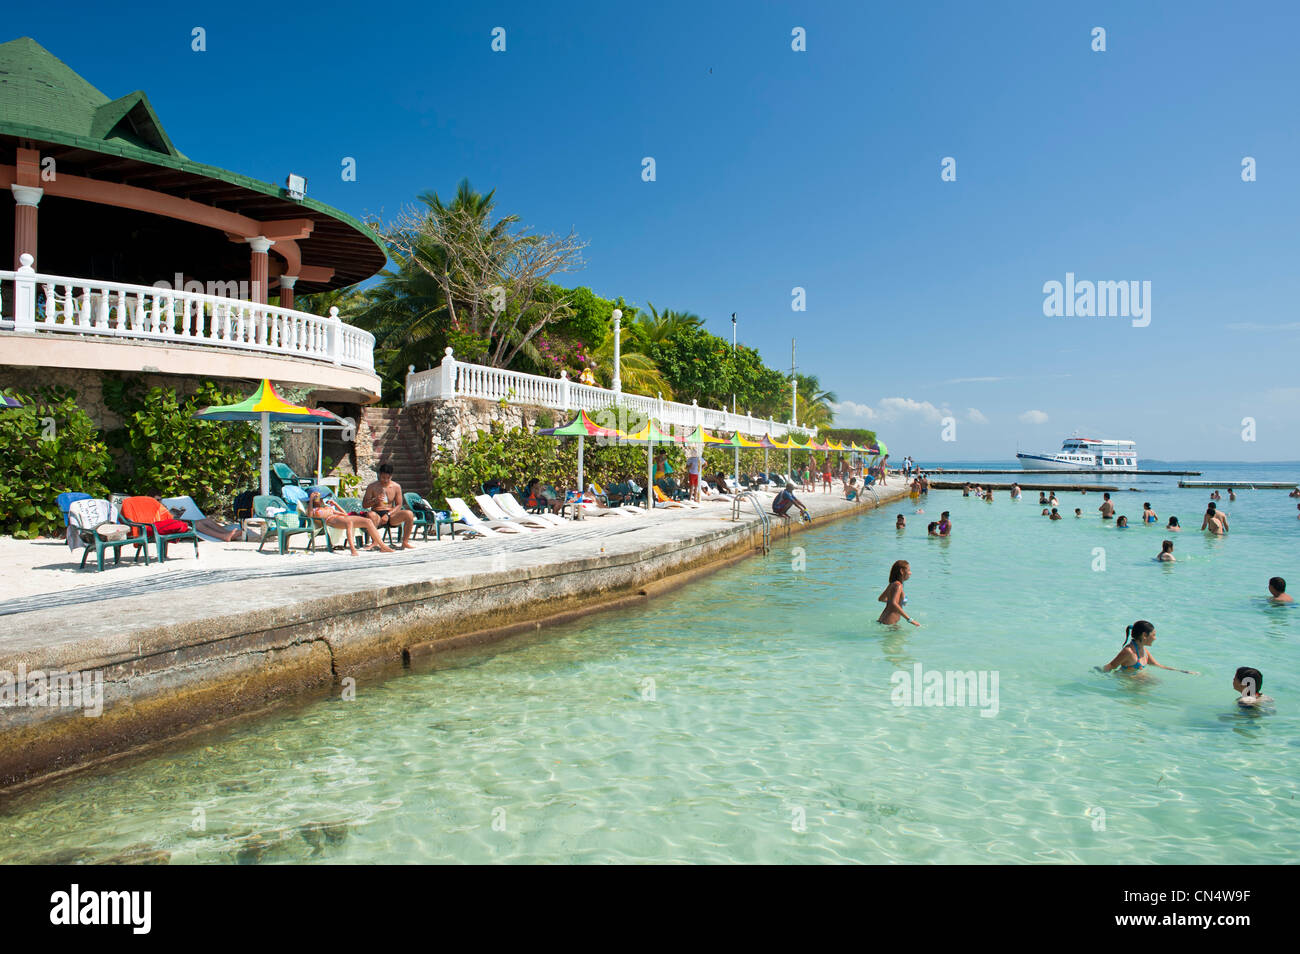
611 308 623 395
731 313 738 485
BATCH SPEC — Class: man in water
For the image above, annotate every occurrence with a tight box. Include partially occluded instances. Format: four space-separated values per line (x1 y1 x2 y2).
1268 577 1293 603
362 463 416 549
1234 667 1274 708
772 482 809 521
1201 502 1228 534
1010 483 1022 499
1099 493 1115 520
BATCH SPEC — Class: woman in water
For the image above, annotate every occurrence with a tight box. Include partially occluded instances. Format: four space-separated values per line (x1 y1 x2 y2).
1116 515 1129 528
878 560 920 626
1157 540 1175 562
1099 620 1198 674
1049 493 1059 507
1166 516 1181 532
1142 502 1158 523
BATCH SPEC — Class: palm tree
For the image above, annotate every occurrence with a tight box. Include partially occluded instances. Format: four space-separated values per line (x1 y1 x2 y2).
590 334 673 398
794 373 837 428
635 303 704 346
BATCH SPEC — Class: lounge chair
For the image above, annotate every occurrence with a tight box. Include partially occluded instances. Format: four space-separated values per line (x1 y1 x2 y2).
120 496 200 562
161 495 242 543
253 494 318 554
653 486 700 509
698 483 733 502
270 462 315 498
68 498 147 571
476 493 554 529
445 497 531 535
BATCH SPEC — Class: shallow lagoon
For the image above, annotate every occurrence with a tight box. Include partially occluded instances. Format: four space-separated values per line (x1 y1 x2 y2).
1 465 1296 863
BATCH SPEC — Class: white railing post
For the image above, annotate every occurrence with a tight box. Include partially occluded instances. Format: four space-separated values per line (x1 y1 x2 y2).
404 364 415 406
439 347 457 399
12 254 36 332
329 307 342 365
560 370 571 410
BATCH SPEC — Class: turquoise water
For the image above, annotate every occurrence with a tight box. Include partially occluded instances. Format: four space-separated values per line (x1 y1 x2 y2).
1 465 1297 863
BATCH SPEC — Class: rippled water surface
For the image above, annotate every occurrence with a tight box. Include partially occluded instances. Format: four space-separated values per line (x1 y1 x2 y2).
2 464 1297 863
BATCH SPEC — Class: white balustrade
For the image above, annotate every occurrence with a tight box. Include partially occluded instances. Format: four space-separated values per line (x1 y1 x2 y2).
405 348 816 438
0 263 375 375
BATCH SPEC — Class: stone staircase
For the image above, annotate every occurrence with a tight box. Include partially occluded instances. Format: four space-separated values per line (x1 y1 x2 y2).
363 407 430 498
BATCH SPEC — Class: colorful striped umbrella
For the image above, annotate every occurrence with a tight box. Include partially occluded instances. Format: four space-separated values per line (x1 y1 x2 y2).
194 379 346 496
539 411 623 499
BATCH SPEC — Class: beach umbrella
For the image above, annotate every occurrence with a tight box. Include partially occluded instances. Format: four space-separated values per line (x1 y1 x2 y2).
194 379 346 497
622 419 681 509
539 411 622 502
717 431 763 486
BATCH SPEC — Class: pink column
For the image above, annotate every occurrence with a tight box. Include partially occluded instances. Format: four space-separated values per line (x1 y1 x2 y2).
11 185 43 269
279 274 297 310
247 236 273 303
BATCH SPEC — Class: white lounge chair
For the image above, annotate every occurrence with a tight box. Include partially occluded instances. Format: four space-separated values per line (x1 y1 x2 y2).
477 493 556 529
445 497 533 535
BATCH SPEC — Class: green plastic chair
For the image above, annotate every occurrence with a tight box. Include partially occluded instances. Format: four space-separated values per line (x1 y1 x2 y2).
254 495 317 555
119 496 200 563
68 498 149 571
404 492 436 541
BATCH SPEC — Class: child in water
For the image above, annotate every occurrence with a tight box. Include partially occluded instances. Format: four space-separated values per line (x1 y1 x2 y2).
1268 577 1293 603
1074 508 1082 518
896 514 906 530
1116 515 1129 528
877 560 919 626
1166 516 1181 532
1098 620 1198 674
1157 540 1175 562
1233 667 1273 707
927 521 939 536
1049 508 1061 520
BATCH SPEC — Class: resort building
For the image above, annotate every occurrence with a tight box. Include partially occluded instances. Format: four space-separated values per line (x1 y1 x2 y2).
0 37 386 440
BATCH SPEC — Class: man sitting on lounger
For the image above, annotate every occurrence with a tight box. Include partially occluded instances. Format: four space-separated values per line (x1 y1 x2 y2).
362 463 416 548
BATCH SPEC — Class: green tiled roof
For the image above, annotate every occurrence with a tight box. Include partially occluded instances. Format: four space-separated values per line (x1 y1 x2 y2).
0 36 181 157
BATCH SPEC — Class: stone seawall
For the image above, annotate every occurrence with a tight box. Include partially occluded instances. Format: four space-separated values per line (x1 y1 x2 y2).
0 483 909 791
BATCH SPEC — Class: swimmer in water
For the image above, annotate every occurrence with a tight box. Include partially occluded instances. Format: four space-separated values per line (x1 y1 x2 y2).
1049 508 1061 520
1074 508 1082 517
927 521 939 536
1049 493 1059 508
1116 515 1129 528
1142 502 1158 524
1268 577 1293 603
1201 502 1227 534
1233 667 1274 707
1166 516 1181 532
937 511 952 536
1289 488 1300 498
877 559 919 626
896 514 906 530
1099 620 1198 674
1099 493 1115 520
1228 489 1236 501
1157 540 1175 562
1011 483 1021 499
1211 490 1221 501
1041 508 1051 516
1038 492 1049 506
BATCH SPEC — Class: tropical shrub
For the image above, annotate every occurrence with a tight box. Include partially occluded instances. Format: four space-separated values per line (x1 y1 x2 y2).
104 377 258 515
0 387 111 538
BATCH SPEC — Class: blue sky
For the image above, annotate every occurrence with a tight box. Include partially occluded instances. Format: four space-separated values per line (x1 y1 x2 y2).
11 1 1299 460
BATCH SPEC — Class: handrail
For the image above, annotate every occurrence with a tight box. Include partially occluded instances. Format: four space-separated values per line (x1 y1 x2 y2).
0 260 375 375
731 490 771 554
406 347 816 439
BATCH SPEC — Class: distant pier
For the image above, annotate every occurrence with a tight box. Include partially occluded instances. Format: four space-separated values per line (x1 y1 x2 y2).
922 468 1200 476
929 481 1123 492
1177 480 1298 490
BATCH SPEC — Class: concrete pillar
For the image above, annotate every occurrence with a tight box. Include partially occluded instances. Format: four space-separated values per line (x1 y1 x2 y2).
279 274 297 311
11 185 43 269
247 236 274 303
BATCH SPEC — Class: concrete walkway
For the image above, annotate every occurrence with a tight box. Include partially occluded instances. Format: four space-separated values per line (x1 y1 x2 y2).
0 481 909 789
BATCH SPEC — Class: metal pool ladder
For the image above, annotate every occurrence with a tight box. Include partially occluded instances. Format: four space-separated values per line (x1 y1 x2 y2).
732 491 772 554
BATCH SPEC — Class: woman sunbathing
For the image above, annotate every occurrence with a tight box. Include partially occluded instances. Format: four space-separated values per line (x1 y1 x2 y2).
307 492 393 555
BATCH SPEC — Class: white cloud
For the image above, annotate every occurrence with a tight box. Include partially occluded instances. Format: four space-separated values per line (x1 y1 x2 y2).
827 400 877 425
945 376 1004 385
875 397 949 423
1019 409 1049 424
966 408 988 424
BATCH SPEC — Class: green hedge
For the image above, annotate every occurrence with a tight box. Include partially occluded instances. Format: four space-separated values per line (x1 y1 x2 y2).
0 387 112 538
104 377 258 516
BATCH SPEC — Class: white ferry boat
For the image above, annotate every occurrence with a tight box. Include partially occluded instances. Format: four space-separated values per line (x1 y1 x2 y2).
1016 436 1138 471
